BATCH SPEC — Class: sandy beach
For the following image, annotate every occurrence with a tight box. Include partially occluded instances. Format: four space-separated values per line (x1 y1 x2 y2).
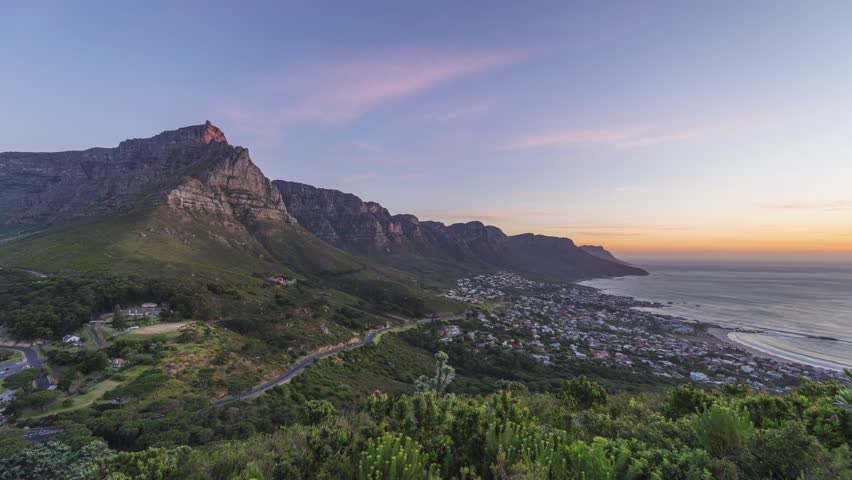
708 326 849 372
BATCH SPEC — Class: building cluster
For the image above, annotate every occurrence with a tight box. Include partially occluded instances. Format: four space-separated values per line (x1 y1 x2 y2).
440 273 838 391
123 303 162 318
443 272 547 303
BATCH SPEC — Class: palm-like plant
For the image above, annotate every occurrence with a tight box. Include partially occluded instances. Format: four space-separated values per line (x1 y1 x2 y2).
358 434 440 480
415 351 455 396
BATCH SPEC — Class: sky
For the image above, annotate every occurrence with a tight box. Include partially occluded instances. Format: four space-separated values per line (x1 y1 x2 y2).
2 1 852 257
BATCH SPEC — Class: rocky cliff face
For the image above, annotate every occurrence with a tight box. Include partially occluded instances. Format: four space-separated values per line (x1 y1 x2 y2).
274 181 646 280
0 121 292 227
273 181 422 251
0 122 643 281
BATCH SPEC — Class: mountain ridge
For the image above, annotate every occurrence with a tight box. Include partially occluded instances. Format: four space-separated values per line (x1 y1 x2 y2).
274 180 647 281
0 122 646 283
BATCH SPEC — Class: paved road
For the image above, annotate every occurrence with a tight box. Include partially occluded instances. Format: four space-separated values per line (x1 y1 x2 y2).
0 345 50 389
22 427 64 442
211 315 462 407
0 345 43 368
89 324 104 348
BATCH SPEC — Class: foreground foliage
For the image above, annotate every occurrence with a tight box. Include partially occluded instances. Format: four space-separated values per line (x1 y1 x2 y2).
3 350 851 479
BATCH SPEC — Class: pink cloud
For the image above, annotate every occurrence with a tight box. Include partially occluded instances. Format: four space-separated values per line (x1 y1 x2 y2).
218 49 525 150
255 49 524 124
501 125 648 150
431 101 493 122
501 113 769 151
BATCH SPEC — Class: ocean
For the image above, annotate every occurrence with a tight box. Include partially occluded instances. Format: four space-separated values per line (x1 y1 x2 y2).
580 261 852 371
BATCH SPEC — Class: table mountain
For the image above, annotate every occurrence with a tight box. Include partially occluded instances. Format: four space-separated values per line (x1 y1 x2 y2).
0 121 644 284
0 123 447 318
0 121 292 227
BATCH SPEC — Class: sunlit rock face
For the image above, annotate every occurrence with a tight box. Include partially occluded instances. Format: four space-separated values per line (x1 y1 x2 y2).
0 121 293 226
274 180 426 252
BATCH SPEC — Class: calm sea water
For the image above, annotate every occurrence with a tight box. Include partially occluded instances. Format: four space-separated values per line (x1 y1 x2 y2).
580 261 852 370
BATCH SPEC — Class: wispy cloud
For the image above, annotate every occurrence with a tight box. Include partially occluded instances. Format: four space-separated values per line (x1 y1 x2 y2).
242 49 524 126
544 224 687 233
501 125 648 150
573 231 641 237
761 200 852 211
501 115 761 151
430 101 493 122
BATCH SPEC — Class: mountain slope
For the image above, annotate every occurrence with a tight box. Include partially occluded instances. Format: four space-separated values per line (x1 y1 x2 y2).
0 123 456 316
275 181 646 281
580 245 633 266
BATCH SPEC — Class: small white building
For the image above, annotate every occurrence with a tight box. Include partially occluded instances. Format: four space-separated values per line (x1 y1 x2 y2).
62 335 81 345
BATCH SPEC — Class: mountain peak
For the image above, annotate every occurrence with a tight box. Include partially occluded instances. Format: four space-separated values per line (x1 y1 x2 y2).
200 120 228 144
117 121 228 150
166 120 227 145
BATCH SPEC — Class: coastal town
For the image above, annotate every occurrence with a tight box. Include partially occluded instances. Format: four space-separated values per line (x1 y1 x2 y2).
443 272 840 391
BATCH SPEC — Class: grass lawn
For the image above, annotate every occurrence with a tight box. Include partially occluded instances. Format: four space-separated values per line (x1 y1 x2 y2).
124 322 190 337
23 378 122 420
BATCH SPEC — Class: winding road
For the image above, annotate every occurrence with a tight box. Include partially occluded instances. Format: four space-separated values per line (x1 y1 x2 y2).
0 345 51 390
211 315 461 407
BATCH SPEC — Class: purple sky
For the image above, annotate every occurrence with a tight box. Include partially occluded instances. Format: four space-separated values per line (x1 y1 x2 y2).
2 1 851 254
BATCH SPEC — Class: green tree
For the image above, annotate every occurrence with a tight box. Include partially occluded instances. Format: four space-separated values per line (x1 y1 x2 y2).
112 304 128 330
0 440 112 480
3 368 46 393
9 390 60 412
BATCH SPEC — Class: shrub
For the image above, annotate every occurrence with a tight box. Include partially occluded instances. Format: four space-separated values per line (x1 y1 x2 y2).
301 400 336 425
662 384 713 420
358 434 439 480
690 404 754 459
562 375 608 410
748 422 825 480
95 446 190 480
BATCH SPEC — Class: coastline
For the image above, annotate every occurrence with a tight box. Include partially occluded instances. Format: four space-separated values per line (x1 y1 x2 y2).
721 329 848 372
581 273 851 374
706 326 796 366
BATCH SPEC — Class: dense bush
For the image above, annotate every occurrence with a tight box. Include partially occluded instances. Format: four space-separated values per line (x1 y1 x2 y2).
3 355 850 479
0 273 219 339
